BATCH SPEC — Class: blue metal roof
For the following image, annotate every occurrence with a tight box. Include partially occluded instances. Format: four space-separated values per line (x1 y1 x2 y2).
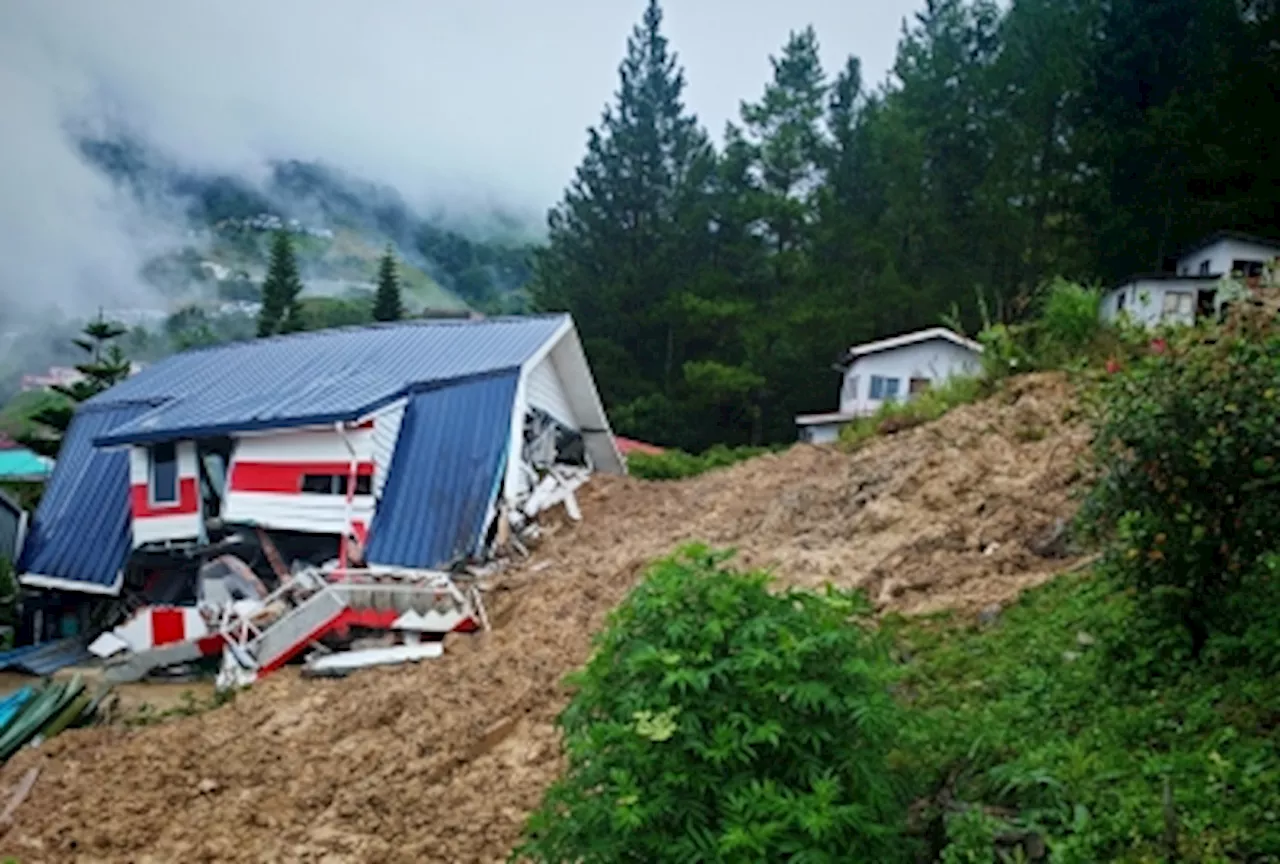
0 643 43 670
92 315 567 445
19 404 150 591
366 372 518 569
0 639 91 676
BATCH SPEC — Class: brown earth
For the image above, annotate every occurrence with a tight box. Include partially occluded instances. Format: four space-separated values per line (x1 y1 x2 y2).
0 372 1091 864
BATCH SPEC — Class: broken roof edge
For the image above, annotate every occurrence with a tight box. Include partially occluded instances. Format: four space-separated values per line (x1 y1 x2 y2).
541 320 624 476
843 327 984 363
20 568 124 596
92 367 525 448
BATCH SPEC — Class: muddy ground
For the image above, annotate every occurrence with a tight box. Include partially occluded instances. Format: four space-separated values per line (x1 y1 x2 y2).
0 373 1090 863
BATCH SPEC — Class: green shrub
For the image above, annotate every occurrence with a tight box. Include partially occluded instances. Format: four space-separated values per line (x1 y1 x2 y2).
1079 319 1280 656
514 546 911 863
895 572 1280 861
840 375 987 448
975 280 1113 379
626 444 772 480
1038 278 1102 364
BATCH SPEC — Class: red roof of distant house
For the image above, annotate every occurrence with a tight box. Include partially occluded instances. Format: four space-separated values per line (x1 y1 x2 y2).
615 436 665 456
0 435 18 451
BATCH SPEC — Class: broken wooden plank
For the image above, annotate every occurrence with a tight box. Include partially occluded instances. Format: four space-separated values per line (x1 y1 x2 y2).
0 767 39 830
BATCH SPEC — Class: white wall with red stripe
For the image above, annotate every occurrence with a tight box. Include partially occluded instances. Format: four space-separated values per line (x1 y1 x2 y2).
129 441 201 545
224 425 376 540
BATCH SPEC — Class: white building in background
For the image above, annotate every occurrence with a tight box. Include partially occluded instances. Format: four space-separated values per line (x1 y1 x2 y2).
1100 231 1280 328
794 327 983 444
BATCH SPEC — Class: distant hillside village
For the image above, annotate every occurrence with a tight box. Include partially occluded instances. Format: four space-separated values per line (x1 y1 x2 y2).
211 213 335 239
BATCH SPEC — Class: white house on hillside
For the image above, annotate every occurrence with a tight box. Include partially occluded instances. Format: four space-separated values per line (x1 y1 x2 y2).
1101 231 1280 327
795 327 983 444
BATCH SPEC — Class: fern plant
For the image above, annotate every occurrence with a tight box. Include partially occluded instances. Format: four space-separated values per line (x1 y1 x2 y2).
514 546 911 863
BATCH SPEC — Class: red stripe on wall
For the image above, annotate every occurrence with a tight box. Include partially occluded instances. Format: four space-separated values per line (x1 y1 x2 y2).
151 608 186 646
130 478 200 518
229 461 374 493
196 635 225 656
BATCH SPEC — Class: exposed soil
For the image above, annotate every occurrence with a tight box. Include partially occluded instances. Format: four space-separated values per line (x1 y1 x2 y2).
0 373 1090 864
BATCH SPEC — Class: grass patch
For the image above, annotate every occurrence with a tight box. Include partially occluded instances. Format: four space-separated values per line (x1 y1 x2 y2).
891 572 1280 861
839 375 989 449
626 444 776 480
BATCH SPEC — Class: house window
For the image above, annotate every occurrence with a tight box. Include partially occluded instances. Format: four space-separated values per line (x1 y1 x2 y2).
909 377 931 396
1161 291 1194 321
869 376 900 401
842 375 858 403
1116 291 1127 312
149 442 178 505
300 474 372 496
1199 260 1211 276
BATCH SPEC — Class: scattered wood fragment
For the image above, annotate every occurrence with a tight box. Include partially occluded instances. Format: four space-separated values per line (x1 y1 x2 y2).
0 767 39 831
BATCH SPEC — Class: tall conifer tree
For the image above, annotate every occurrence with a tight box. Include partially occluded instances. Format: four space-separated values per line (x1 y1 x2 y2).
372 245 404 322
258 230 304 336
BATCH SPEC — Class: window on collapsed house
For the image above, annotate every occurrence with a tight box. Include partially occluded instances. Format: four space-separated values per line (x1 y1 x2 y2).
149 442 178 505
869 375 900 401
300 473 372 495
1161 291 1194 321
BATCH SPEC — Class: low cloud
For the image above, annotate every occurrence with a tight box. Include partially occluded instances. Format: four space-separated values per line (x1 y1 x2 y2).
0 0 920 332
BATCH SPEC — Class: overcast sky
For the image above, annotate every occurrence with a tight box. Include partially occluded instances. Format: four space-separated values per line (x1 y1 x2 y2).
0 0 923 319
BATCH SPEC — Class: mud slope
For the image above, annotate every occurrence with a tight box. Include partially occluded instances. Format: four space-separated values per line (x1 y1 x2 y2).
1 373 1089 864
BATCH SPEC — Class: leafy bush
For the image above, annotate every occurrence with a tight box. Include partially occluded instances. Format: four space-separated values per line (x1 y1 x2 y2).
515 546 911 863
626 444 772 480
1037 278 1102 364
976 280 1110 380
1079 318 1280 656
839 375 987 448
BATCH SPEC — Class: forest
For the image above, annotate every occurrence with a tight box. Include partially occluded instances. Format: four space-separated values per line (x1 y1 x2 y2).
533 0 1280 451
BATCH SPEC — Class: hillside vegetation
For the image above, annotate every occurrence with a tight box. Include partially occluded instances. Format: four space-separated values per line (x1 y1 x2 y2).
533 0 1280 454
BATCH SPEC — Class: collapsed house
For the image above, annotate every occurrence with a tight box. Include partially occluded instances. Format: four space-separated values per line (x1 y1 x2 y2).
16 315 622 685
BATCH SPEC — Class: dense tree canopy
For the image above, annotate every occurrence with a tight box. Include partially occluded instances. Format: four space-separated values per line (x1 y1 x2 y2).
533 0 1280 451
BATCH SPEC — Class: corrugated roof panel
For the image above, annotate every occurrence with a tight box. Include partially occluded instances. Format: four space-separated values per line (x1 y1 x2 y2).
18 404 150 590
11 639 91 676
91 316 566 444
365 372 518 569
0 643 43 670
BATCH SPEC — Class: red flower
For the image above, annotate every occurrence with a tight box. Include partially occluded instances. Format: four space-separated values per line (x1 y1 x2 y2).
1150 338 1168 355
1106 357 1121 375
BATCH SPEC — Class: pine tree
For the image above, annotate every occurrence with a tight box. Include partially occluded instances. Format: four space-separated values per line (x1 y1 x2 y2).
736 28 833 441
532 0 715 413
17 311 132 458
372 245 404 322
258 230 304 336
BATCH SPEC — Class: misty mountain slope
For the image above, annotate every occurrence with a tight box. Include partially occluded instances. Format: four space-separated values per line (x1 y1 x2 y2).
79 135 538 313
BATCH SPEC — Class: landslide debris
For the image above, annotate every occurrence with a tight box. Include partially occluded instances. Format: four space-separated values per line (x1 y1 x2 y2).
1 372 1089 864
